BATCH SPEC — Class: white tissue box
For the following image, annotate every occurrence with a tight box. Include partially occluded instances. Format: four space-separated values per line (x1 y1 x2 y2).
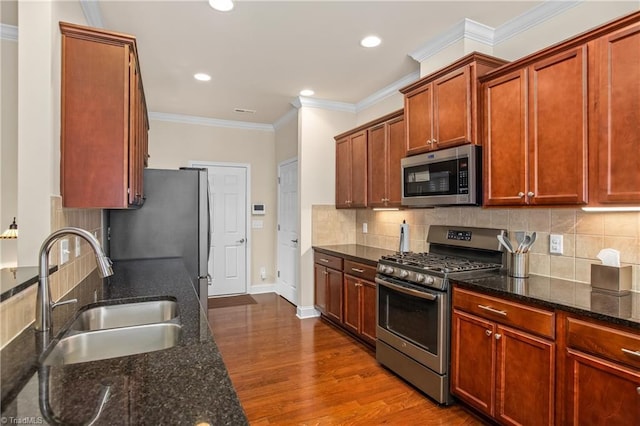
590 264 632 293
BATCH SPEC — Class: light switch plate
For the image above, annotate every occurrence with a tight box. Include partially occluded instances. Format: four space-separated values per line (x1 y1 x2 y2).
363 223 368 234
550 234 563 255
60 239 70 264
75 236 81 257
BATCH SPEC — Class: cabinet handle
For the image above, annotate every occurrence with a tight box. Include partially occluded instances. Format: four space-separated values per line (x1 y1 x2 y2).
478 304 508 316
518 192 525 198
319 258 330 263
485 330 492 337
495 333 502 340
351 268 365 273
527 191 535 197
323 271 328 275
622 348 640 358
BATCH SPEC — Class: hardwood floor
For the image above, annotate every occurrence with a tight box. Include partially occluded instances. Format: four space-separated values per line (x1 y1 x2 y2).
207 293 485 425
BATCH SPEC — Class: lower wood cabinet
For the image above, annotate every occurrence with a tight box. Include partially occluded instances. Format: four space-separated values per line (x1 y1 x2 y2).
452 286 555 425
561 315 640 425
313 251 377 348
343 260 377 346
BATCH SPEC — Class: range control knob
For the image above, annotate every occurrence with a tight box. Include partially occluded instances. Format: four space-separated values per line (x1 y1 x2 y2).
415 274 425 283
399 270 409 278
424 276 435 285
383 266 394 274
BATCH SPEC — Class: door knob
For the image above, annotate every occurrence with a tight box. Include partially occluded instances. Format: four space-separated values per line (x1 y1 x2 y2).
291 239 298 243
237 238 245 244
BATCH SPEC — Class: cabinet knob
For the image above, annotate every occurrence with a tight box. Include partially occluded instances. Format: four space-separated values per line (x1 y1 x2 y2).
485 330 492 337
495 333 502 340
637 387 640 395
527 191 535 197
518 192 525 198
427 139 432 145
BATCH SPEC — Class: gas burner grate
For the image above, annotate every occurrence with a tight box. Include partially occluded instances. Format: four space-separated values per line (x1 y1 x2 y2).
381 252 501 274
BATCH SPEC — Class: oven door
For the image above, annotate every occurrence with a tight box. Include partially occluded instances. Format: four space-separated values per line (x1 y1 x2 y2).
376 275 448 375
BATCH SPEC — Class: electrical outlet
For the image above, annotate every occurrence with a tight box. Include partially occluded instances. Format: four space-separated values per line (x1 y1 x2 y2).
75 236 81 257
550 234 563 255
362 223 368 234
260 267 266 280
60 239 70 264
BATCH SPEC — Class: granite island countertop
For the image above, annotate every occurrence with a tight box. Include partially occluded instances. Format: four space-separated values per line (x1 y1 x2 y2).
1 258 248 425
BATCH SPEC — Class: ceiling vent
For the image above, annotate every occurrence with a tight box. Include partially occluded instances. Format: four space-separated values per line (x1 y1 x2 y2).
234 108 256 114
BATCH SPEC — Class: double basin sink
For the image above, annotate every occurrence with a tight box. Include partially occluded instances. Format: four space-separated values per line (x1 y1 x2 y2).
42 297 182 366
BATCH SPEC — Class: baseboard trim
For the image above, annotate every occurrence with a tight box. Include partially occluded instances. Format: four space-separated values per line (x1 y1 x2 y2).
250 283 277 294
296 305 320 319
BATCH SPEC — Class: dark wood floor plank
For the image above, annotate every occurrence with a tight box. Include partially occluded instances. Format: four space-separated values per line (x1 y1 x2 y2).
208 293 485 425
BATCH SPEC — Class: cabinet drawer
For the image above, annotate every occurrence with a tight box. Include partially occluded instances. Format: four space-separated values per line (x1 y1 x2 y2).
453 287 555 339
567 316 640 369
344 260 376 282
314 252 343 270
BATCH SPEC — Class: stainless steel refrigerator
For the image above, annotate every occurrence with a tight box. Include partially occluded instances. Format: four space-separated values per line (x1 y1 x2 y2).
107 168 210 309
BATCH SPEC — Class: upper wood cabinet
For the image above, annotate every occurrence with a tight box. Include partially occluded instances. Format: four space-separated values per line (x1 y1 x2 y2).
401 53 507 156
590 19 640 205
483 47 589 206
60 22 149 208
335 130 367 208
367 111 404 208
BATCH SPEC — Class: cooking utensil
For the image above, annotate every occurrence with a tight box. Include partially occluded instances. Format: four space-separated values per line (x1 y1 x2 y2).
497 235 514 253
516 234 531 253
515 231 525 247
522 232 536 253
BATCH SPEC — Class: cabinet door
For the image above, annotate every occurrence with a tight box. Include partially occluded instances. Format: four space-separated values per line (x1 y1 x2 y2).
566 349 640 425
433 66 471 149
367 123 387 207
451 309 496 417
360 279 377 346
483 70 528 206
405 84 433 155
343 275 360 335
495 325 555 426
528 47 588 205
313 264 327 314
592 22 640 204
326 268 343 322
335 137 351 207
350 131 368 208
386 116 405 206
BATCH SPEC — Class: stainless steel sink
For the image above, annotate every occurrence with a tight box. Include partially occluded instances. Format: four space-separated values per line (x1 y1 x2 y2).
43 322 182 365
70 298 178 331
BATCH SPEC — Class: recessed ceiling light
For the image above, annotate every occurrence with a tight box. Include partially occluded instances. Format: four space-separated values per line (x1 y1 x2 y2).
300 89 315 96
360 35 381 48
194 73 211 82
209 0 234 12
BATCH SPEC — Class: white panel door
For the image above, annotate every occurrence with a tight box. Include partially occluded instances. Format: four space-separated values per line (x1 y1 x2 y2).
277 159 298 305
200 165 247 296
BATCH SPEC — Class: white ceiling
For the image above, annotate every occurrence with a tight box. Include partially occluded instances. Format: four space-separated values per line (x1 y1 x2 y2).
6 1 562 126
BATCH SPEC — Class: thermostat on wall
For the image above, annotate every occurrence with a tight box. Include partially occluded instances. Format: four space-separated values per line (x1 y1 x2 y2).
252 204 265 215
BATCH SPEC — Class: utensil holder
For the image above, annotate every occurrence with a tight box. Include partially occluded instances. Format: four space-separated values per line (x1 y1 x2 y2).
509 253 529 278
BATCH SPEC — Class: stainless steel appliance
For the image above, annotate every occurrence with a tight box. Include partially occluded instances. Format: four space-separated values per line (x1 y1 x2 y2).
107 168 210 310
376 225 506 405
401 144 481 207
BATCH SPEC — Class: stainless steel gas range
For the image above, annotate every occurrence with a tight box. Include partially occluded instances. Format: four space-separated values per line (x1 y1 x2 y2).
376 225 507 405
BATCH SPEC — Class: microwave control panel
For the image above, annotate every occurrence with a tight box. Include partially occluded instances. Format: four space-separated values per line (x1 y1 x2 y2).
458 159 469 194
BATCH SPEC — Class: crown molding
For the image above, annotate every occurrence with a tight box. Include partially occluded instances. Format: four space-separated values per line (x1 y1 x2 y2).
1 24 18 41
273 108 298 130
494 0 582 44
80 0 104 28
292 96 357 113
149 112 275 132
409 18 494 63
356 71 419 111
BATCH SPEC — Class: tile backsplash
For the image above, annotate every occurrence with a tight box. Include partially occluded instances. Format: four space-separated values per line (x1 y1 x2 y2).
312 205 640 291
0 197 102 348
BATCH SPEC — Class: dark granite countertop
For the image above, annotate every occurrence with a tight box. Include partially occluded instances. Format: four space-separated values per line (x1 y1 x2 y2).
453 272 640 330
313 244 395 266
1 258 248 425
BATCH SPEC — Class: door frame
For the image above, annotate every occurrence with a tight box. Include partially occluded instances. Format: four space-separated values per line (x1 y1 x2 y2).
276 157 299 305
189 160 251 296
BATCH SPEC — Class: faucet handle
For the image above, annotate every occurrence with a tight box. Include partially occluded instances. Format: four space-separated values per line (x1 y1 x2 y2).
51 298 78 310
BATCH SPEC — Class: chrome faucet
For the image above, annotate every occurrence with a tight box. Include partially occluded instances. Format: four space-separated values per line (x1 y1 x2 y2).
36 227 113 334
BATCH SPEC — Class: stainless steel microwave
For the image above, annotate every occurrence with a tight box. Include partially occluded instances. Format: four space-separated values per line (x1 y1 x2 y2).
401 144 481 207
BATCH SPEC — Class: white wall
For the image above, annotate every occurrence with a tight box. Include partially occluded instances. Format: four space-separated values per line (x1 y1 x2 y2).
275 111 298 163
355 92 404 126
147 119 277 288
298 106 355 309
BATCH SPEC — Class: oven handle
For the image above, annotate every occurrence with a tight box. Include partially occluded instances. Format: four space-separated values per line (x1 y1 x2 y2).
375 277 438 301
